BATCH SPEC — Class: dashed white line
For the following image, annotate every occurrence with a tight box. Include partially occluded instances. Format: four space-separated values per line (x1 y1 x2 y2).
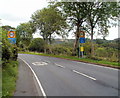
55 63 65 68
19 58 47 97
72 70 96 81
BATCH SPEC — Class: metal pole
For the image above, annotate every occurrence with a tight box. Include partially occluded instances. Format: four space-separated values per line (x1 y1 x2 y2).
79 42 80 58
78 38 80 58
81 44 84 58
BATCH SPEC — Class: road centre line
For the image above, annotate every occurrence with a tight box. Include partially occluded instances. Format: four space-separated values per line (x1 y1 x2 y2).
72 70 96 81
54 63 65 68
18 58 47 97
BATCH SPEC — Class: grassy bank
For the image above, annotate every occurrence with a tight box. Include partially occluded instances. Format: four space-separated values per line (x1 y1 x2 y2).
19 51 119 69
0 67 2 97
2 61 18 96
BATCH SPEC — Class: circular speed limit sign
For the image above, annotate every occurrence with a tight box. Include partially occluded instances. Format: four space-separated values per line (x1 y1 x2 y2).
8 31 16 38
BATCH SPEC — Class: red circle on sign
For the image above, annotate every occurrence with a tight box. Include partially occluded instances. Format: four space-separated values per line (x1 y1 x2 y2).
80 31 85 38
8 31 15 38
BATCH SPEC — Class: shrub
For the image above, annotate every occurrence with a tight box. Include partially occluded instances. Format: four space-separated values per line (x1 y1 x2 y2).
95 47 118 62
2 29 18 67
2 37 12 61
46 45 72 56
28 38 45 52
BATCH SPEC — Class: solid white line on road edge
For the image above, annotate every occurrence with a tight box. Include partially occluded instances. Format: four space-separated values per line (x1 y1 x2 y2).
54 63 65 68
72 70 96 81
19 58 47 97
76 62 118 71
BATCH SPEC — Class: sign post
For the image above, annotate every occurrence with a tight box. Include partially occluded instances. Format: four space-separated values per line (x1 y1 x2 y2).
8 29 16 44
79 31 85 58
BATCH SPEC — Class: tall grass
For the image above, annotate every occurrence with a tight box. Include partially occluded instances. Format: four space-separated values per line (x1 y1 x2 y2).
2 61 18 96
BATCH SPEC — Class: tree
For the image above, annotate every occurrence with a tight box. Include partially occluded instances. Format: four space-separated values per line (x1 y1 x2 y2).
16 22 35 46
31 6 68 44
54 2 119 57
55 2 89 55
85 2 119 56
2 25 15 31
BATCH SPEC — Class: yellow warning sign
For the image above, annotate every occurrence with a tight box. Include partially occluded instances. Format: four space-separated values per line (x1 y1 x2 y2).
80 47 84 52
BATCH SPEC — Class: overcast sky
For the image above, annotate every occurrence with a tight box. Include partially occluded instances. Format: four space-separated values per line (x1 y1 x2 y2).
0 0 118 40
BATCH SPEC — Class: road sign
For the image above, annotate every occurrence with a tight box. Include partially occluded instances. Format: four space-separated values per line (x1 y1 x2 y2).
8 30 16 44
80 47 84 52
8 30 16 38
8 38 16 44
80 31 85 38
79 37 85 43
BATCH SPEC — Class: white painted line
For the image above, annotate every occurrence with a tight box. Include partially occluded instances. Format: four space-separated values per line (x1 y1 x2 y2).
76 62 118 71
72 70 96 81
55 63 65 68
19 58 47 97
43 60 50 63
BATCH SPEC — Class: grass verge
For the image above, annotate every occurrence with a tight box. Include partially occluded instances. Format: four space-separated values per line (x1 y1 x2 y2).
19 51 119 69
2 60 18 96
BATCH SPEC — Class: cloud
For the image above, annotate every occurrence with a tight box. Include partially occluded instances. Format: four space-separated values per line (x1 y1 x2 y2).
0 13 28 22
0 0 48 27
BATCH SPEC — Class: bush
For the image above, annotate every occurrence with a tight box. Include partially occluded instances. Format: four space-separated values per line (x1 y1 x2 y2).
95 47 118 62
83 42 98 57
28 38 45 52
2 29 18 67
46 45 72 56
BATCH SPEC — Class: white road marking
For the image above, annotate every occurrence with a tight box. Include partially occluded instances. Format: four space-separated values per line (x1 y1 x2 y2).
72 70 96 81
76 62 118 71
19 58 47 97
32 62 48 66
55 63 65 68
43 60 50 63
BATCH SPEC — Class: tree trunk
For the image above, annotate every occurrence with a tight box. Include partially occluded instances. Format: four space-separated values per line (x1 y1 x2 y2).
91 28 94 57
72 25 80 56
49 34 52 44
43 35 47 54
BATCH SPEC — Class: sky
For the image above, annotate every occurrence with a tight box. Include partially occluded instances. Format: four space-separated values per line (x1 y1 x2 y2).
0 0 119 40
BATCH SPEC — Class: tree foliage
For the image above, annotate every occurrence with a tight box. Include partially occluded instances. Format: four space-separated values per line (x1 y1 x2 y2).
55 2 89 55
2 29 18 66
2 25 15 31
84 2 119 56
31 6 68 44
28 38 46 52
54 2 119 56
16 22 35 46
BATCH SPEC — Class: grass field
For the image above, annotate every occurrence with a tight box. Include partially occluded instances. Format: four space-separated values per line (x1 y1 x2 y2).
19 51 119 69
2 61 18 96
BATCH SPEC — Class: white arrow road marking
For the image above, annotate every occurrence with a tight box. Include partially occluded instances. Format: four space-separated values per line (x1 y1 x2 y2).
72 70 96 81
43 60 51 63
32 62 48 66
54 63 65 68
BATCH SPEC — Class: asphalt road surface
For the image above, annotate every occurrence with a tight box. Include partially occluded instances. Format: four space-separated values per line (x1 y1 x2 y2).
18 54 119 96
14 59 39 96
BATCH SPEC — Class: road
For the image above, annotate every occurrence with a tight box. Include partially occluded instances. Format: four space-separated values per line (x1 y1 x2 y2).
18 54 119 96
14 59 39 96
